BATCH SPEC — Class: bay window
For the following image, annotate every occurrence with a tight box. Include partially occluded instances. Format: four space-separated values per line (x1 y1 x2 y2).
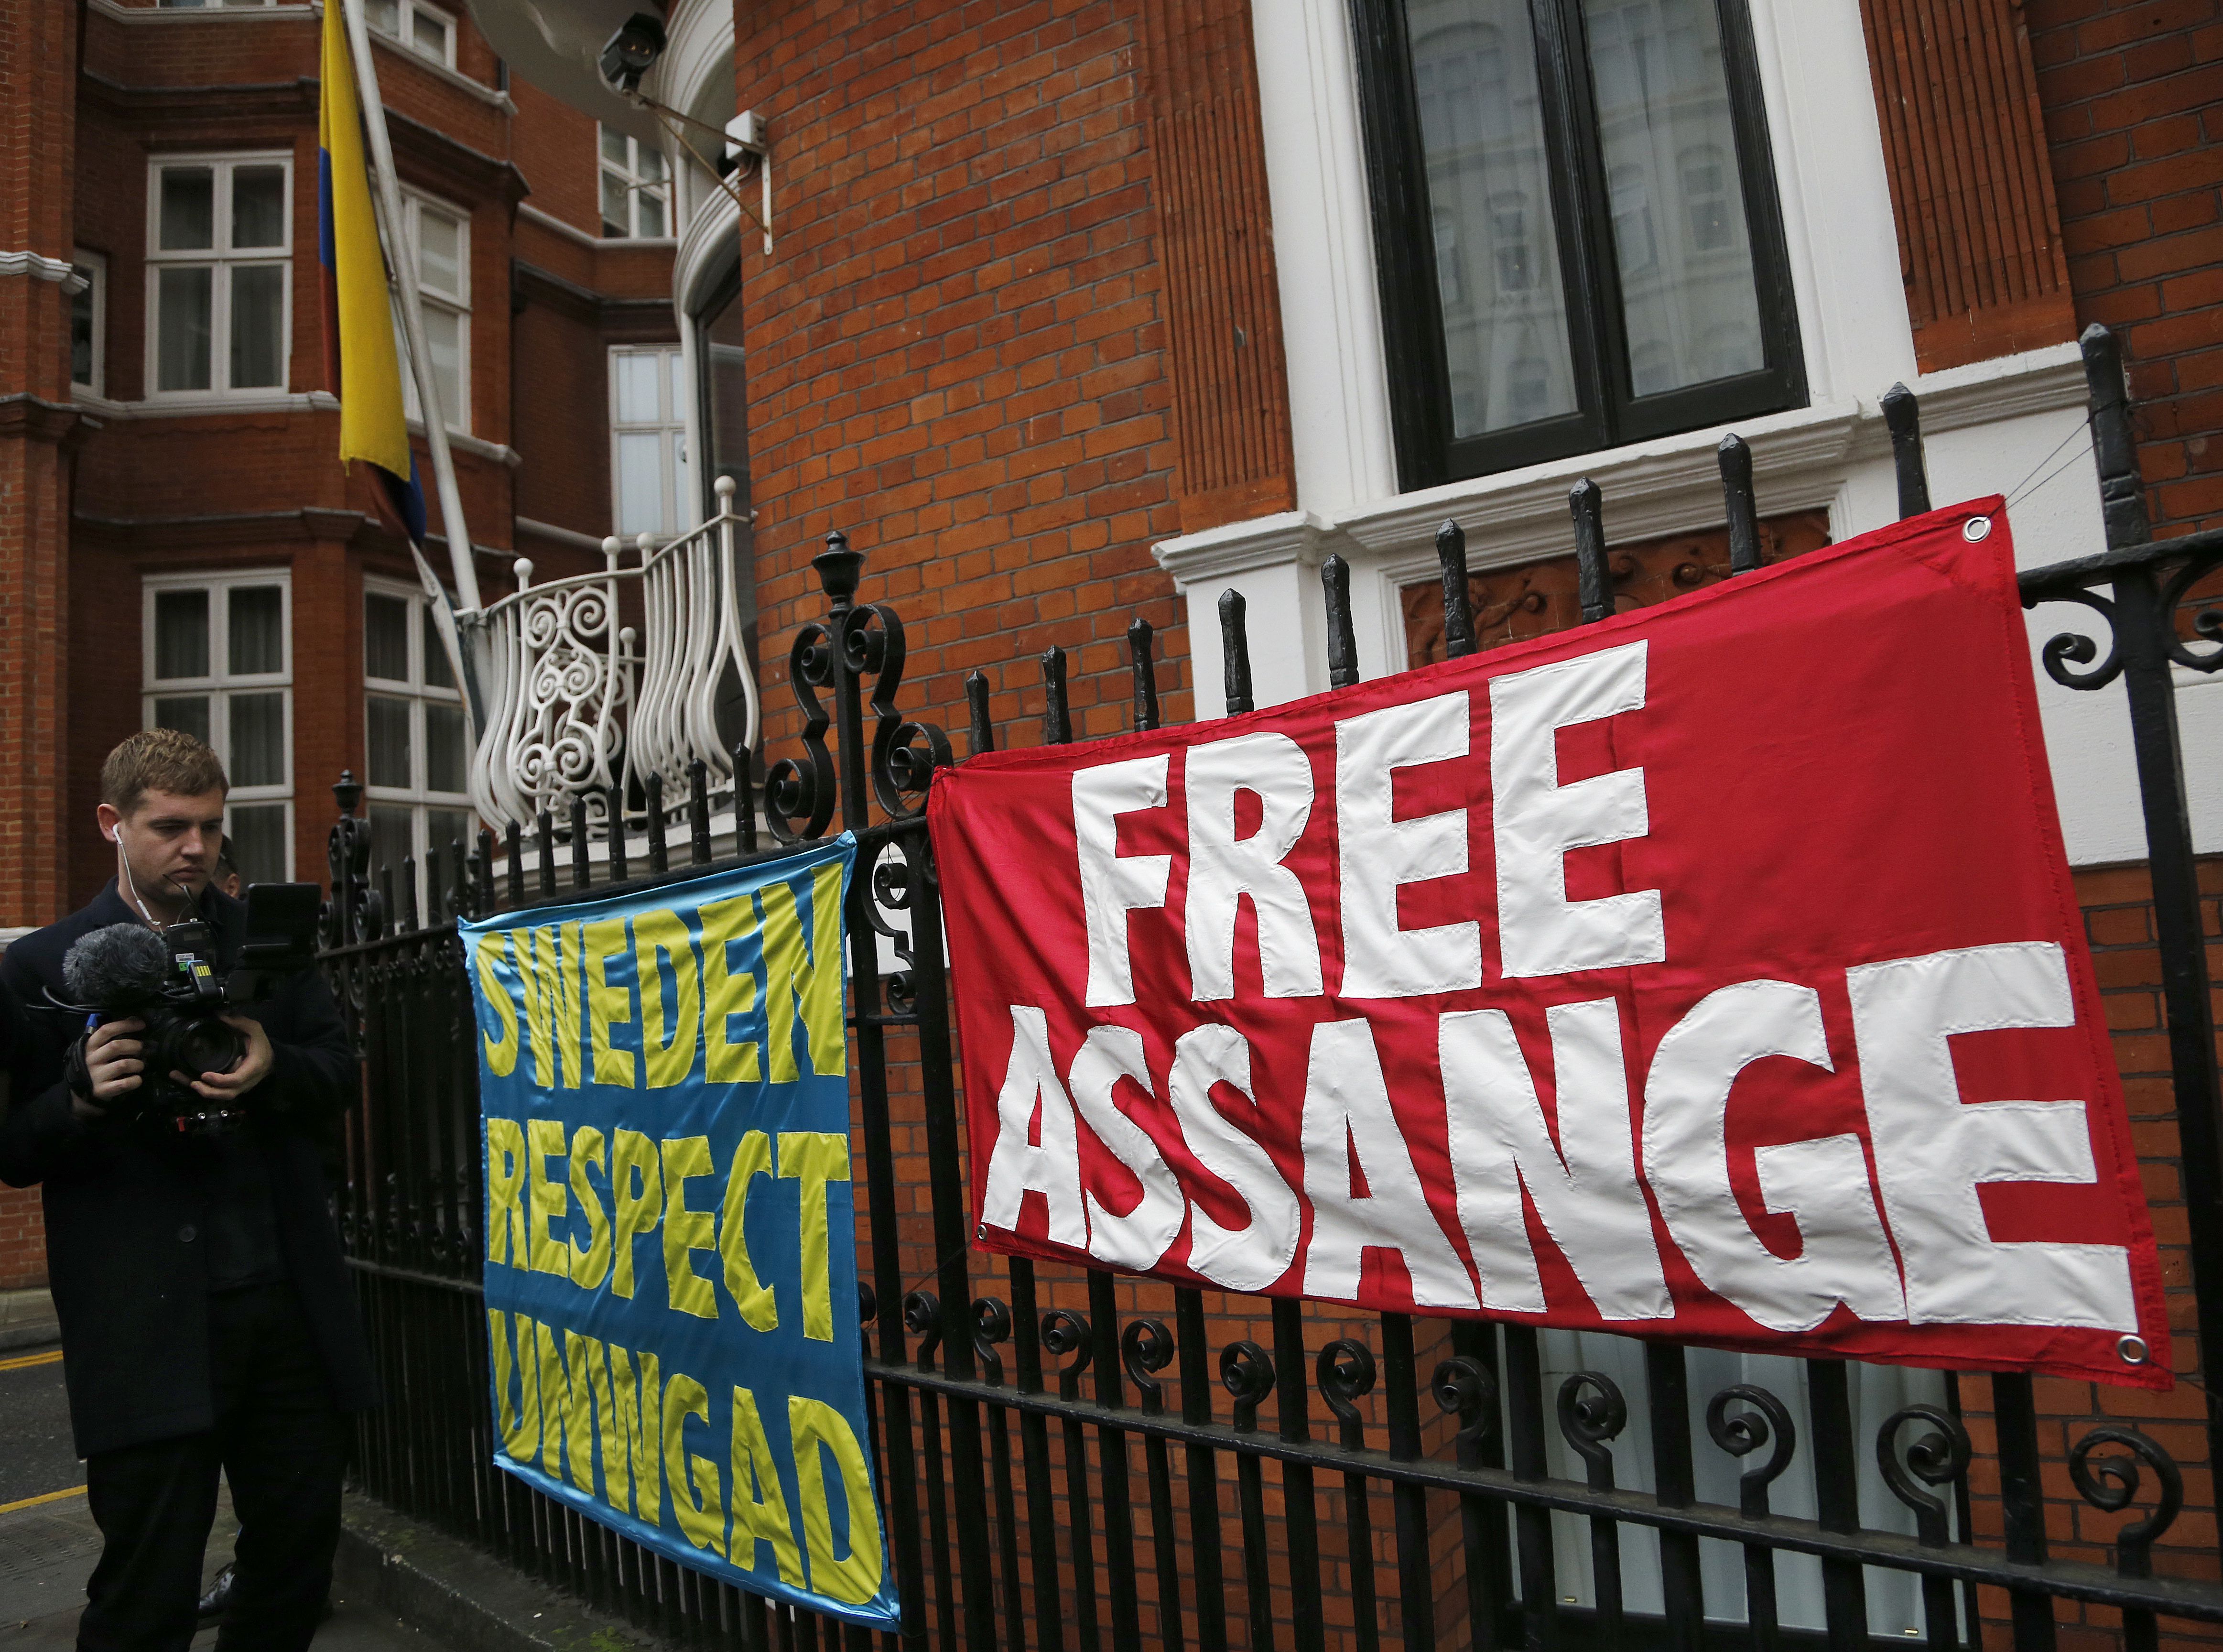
393 192 471 432
363 581 474 905
143 572 293 882
146 156 291 398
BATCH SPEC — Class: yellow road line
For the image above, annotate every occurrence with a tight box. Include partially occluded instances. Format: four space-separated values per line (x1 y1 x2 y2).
0 1485 86 1516
0 1348 62 1372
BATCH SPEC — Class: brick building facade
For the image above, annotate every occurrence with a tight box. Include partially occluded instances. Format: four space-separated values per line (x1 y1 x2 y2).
3 0 2220 1634
0 0 685 1287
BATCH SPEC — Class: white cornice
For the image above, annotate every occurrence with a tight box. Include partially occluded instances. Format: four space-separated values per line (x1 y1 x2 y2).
1155 343 2097 589
89 0 315 22
1152 511 1337 591
406 417 519 468
73 392 518 469
78 389 338 417
1 250 89 292
518 202 675 250
519 203 603 247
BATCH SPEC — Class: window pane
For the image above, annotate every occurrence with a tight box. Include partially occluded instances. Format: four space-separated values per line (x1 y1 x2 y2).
614 351 661 424
153 695 212 746
635 190 666 239
601 127 630 167
422 304 463 426
1582 0 1764 397
159 168 215 251
366 0 399 33
229 265 286 389
639 147 668 185
417 208 463 298
368 803 414 881
425 806 472 863
421 605 455 687
616 431 665 538
410 8 448 60
366 592 412 681
70 271 96 387
229 692 286 787
227 803 289 886
154 589 211 678
156 267 214 391
368 694 413 788
228 585 284 674
1409 3 1577 436
231 167 286 249
600 171 630 239
425 702 467 794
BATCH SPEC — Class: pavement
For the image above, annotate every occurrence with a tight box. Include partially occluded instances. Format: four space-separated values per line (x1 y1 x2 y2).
0 1341 434 1650
0 1289 60 1355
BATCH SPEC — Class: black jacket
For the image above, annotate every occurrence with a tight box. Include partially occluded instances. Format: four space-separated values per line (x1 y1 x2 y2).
0 882 378 1456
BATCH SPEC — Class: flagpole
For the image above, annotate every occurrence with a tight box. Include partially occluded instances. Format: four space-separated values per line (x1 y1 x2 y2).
336 0 484 615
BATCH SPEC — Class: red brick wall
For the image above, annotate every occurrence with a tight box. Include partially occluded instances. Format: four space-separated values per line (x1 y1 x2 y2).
0 1186 47 1292
2030 0 2223 536
733 0 1196 763
1953 858 2223 1648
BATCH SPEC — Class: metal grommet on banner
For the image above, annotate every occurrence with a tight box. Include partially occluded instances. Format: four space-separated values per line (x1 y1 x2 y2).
1963 515 1992 542
2118 1334 2149 1365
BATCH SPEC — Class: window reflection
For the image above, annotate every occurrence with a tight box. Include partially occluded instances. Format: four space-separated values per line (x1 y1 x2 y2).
1582 0 1764 399
1409 0 1577 438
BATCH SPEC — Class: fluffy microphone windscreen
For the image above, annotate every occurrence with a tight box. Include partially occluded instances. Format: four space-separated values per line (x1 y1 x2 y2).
63 923 170 1008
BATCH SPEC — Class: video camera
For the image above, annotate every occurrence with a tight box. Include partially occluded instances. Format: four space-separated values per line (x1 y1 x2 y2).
54 883 324 1132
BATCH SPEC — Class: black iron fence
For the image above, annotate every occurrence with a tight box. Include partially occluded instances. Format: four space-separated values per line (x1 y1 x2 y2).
325 324 2223 1652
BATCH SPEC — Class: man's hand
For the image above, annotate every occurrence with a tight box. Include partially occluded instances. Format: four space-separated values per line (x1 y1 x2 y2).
178 1014 274 1105
75 1018 145 1118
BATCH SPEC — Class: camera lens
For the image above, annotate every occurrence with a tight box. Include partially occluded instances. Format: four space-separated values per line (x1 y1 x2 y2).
173 1017 247 1081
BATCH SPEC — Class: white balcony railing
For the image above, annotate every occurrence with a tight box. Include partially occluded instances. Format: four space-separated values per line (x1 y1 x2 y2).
464 474 759 833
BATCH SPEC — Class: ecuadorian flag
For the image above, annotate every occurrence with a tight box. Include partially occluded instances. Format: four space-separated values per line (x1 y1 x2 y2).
320 0 427 543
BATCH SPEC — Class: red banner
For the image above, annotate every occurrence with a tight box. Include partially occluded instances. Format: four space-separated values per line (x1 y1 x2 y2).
929 501 2170 1388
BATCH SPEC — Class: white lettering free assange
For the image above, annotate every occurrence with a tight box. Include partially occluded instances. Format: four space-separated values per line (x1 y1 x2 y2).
987 641 2138 1337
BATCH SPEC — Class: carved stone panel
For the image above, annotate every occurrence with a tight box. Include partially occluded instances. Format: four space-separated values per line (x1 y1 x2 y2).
1400 511 1833 669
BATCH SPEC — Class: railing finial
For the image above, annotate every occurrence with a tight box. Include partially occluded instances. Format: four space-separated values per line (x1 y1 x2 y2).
814 529 864 610
1881 383 1930 519
1570 480 1610 624
1219 589 1253 715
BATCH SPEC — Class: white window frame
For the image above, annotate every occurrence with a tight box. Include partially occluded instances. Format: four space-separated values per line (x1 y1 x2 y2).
361 576 476 908
70 249 107 398
598 127 672 240
144 152 293 403
155 0 280 9
141 569 294 879
608 344 690 540
394 189 471 434
367 0 458 67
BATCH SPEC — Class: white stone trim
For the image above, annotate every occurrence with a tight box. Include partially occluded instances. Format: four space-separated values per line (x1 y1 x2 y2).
74 389 337 417
1248 0 1394 518
517 202 679 251
0 250 90 293
90 0 315 21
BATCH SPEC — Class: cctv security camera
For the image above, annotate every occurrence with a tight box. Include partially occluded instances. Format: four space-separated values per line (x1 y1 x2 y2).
598 13 666 94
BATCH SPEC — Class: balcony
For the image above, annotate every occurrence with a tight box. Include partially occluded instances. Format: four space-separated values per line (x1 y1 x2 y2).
463 473 758 853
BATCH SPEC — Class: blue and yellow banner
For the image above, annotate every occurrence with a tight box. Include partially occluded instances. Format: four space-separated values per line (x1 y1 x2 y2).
463 836 896 1628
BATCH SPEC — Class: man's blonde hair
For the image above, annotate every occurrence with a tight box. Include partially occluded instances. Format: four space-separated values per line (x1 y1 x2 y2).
100 729 229 816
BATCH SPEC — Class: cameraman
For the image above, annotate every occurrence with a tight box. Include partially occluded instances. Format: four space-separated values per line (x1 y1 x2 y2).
0 730 373 1652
